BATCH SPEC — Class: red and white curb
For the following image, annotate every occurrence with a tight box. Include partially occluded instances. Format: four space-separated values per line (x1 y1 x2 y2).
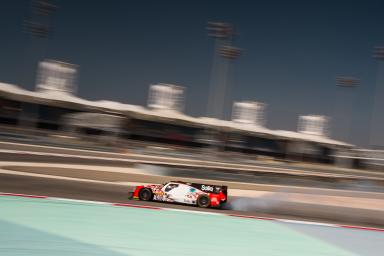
1 192 383 232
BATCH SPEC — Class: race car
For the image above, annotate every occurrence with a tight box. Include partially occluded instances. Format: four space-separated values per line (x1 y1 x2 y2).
128 181 228 208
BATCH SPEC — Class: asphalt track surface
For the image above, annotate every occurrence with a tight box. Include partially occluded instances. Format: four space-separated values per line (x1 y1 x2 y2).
1 172 384 229
4 164 384 198
0 172 254 215
1 140 383 227
1 151 383 193
2 140 384 181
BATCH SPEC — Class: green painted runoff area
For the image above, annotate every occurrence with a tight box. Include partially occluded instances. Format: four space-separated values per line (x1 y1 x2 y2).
0 196 356 256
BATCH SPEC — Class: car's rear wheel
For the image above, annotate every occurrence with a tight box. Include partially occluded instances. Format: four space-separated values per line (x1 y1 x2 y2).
197 194 210 208
139 188 153 201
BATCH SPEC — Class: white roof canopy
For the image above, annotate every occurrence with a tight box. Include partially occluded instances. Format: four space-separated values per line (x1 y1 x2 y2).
0 82 353 147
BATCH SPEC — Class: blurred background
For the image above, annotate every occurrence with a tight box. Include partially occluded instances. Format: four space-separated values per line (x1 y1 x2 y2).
0 1 384 255
0 0 384 170
1 1 384 207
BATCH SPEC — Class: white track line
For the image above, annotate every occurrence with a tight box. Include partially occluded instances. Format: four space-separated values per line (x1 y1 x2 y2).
0 168 131 186
1 192 383 232
0 148 139 162
50 197 110 205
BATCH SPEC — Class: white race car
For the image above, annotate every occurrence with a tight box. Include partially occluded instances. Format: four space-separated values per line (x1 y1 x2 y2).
129 181 228 208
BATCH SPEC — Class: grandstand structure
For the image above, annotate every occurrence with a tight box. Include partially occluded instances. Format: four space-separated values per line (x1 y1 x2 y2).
0 60 356 165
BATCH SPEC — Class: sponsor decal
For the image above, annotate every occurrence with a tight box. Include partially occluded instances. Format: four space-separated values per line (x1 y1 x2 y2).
153 190 165 201
186 193 198 200
201 185 214 192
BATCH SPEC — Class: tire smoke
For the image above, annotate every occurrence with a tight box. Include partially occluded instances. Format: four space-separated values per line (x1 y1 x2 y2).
225 194 285 212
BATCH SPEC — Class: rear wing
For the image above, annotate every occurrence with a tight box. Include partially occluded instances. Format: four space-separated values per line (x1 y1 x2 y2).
170 180 228 198
190 183 228 196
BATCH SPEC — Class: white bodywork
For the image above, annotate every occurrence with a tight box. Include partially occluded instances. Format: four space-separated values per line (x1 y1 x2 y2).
151 182 205 205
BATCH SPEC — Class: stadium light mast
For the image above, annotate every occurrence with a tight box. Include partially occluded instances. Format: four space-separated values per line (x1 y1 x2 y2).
335 76 359 143
373 46 384 59
207 22 234 40
369 46 384 149
17 0 58 128
336 76 360 88
206 22 241 120
21 0 58 89
24 0 58 38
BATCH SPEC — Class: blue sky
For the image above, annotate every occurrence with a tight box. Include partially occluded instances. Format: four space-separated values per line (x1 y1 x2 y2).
0 0 383 147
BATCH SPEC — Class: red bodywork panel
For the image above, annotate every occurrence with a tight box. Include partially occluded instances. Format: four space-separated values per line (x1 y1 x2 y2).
209 191 227 207
132 185 144 199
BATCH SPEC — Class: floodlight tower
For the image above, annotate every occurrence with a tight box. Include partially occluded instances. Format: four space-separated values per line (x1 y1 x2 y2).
22 0 58 89
334 76 359 142
370 47 384 149
217 45 241 119
336 76 360 88
206 22 241 120
24 0 57 38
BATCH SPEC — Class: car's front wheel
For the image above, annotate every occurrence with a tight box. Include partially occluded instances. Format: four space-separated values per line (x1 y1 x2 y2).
139 188 153 201
197 194 210 208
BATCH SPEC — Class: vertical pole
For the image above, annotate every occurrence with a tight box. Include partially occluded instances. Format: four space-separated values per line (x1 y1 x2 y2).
207 38 221 118
370 47 384 149
214 56 230 120
335 77 359 143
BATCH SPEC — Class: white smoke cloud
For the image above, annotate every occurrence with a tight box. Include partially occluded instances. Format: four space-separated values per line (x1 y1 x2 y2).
226 194 286 212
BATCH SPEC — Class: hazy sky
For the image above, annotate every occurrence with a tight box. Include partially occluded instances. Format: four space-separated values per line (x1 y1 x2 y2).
1 0 384 147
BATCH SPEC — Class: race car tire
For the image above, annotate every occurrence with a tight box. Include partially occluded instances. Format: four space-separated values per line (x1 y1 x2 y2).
197 194 210 208
139 188 153 201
